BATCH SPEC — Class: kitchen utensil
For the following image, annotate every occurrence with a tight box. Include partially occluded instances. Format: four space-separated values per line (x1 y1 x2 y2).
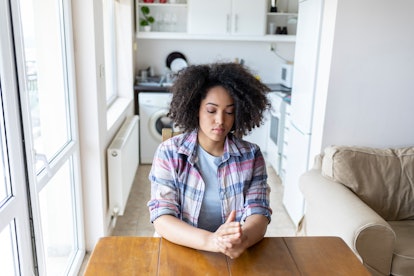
166 52 187 71
170 58 187 72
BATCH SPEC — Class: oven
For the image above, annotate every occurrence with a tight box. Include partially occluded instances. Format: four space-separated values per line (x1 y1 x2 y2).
266 92 286 175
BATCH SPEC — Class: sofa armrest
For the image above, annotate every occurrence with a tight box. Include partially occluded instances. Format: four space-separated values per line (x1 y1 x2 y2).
298 169 396 276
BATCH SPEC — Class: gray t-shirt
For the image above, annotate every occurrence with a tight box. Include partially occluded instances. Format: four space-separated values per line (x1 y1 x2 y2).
197 145 222 232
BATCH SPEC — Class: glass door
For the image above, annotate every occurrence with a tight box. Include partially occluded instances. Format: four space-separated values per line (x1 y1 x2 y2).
1 1 36 274
0 49 35 276
1 0 85 274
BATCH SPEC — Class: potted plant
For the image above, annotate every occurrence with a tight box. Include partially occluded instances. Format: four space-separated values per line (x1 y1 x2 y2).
140 6 154 32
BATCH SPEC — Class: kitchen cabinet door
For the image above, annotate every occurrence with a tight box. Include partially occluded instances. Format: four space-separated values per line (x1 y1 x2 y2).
188 0 266 36
188 0 231 35
232 0 266 36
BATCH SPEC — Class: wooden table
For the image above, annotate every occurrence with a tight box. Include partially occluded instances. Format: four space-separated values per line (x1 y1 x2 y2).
84 236 370 275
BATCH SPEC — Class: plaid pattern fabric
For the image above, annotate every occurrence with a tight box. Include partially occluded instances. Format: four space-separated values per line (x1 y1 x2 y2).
148 130 272 227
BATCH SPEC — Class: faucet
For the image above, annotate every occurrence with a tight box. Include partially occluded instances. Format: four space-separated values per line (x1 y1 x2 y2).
158 75 165 86
159 68 174 87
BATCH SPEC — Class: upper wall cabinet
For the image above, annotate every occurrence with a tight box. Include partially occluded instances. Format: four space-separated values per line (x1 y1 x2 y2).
136 0 298 42
188 0 267 36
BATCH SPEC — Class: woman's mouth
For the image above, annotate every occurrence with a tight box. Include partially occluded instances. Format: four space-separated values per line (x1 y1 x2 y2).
212 128 225 134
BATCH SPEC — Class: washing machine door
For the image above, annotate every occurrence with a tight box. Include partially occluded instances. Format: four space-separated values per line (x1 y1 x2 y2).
149 109 174 141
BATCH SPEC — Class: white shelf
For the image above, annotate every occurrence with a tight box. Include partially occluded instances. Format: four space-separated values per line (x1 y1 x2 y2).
136 32 296 42
267 12 298 17
137 3 188 7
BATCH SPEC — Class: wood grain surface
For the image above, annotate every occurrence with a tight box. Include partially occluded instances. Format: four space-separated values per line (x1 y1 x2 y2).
84 236 370 275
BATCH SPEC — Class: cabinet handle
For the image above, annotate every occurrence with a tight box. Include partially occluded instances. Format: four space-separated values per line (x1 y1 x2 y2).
226 14 231 33
234 14 238 32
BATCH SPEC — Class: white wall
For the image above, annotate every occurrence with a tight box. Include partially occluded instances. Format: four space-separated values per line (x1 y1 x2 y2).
283 0 414 226
135 39 295 83
72 0 135 251
72 0 107 251
311 0 414 160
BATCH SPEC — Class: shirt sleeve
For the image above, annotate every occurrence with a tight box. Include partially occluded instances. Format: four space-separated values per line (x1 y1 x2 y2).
147 142 181 223
241 147 272 223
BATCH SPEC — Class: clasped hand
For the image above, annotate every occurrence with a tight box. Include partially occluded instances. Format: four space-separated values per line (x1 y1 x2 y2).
212 210 247 259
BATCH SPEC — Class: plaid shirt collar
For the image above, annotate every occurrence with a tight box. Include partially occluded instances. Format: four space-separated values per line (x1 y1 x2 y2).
177 129 242 166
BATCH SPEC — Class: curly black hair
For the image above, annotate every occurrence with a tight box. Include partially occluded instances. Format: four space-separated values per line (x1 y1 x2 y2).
168 62 271 138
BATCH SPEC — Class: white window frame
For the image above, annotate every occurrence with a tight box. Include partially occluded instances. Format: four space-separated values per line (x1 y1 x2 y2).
103 0 118 106
3 0 86 274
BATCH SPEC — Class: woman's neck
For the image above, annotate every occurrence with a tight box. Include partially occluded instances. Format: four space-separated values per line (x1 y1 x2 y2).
197 131 225 157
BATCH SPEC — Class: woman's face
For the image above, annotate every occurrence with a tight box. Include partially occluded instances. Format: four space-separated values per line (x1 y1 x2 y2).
198 86 235 148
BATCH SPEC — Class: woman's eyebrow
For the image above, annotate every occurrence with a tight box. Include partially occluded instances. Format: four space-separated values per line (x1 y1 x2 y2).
206 102 235 107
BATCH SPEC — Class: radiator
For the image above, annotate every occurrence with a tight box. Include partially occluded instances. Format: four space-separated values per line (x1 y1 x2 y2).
108 115 139 217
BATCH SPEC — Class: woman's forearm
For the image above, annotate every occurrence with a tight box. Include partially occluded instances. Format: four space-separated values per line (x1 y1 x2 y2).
153 213 268 258
153 215 217 252
241 214 269 248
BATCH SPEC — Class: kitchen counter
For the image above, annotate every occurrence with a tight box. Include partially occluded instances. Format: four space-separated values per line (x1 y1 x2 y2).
134 82 291 93
266 83 291 93
134 75 172 92
133 82 292 114
134 84 171 92
134 82 290 92
266 83 291 104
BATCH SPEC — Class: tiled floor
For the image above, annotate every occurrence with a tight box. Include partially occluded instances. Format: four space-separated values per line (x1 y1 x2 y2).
79 162 296 274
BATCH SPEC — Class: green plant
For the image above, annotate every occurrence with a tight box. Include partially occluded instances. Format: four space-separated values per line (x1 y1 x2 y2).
140 6 154 26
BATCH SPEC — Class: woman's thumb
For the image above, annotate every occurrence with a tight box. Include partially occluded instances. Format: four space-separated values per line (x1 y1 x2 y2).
225 210 236 223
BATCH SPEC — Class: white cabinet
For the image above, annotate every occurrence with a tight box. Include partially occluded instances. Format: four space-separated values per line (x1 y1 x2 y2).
279 101 291 182
188 0 267 36
135 0 296 42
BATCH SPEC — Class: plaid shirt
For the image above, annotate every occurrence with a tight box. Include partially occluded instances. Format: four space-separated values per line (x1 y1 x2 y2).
148 130 272 227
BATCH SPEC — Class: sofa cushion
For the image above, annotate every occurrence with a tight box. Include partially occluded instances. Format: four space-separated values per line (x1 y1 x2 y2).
321 146 414 221
388 220 414 276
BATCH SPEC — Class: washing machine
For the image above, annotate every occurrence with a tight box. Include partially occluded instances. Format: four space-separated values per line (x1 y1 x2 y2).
138 92 173 164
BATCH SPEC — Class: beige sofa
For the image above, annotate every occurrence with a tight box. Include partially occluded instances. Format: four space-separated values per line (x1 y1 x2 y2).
298 146 414 276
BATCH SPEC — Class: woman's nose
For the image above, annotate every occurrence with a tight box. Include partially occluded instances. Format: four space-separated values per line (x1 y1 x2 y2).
215 112 224 124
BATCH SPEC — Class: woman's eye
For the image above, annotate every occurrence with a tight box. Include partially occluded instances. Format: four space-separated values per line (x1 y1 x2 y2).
207 109 215 114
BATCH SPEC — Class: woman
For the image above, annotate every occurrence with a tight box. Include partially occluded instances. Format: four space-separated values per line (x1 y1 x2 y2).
148 62 272 259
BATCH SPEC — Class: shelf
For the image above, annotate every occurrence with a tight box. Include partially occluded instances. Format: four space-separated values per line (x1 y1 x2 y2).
136 32 296 42
136 2 188 33
267 12 298 17
137 3 187 7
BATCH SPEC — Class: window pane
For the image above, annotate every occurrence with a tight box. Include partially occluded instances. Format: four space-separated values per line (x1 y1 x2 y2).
0 222 19 275
19 1 71 173
103 0 118 105
39 158 77 275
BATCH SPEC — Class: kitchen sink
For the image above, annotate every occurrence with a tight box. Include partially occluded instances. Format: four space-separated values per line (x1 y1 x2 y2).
138 82 161 86
136 74 173 87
